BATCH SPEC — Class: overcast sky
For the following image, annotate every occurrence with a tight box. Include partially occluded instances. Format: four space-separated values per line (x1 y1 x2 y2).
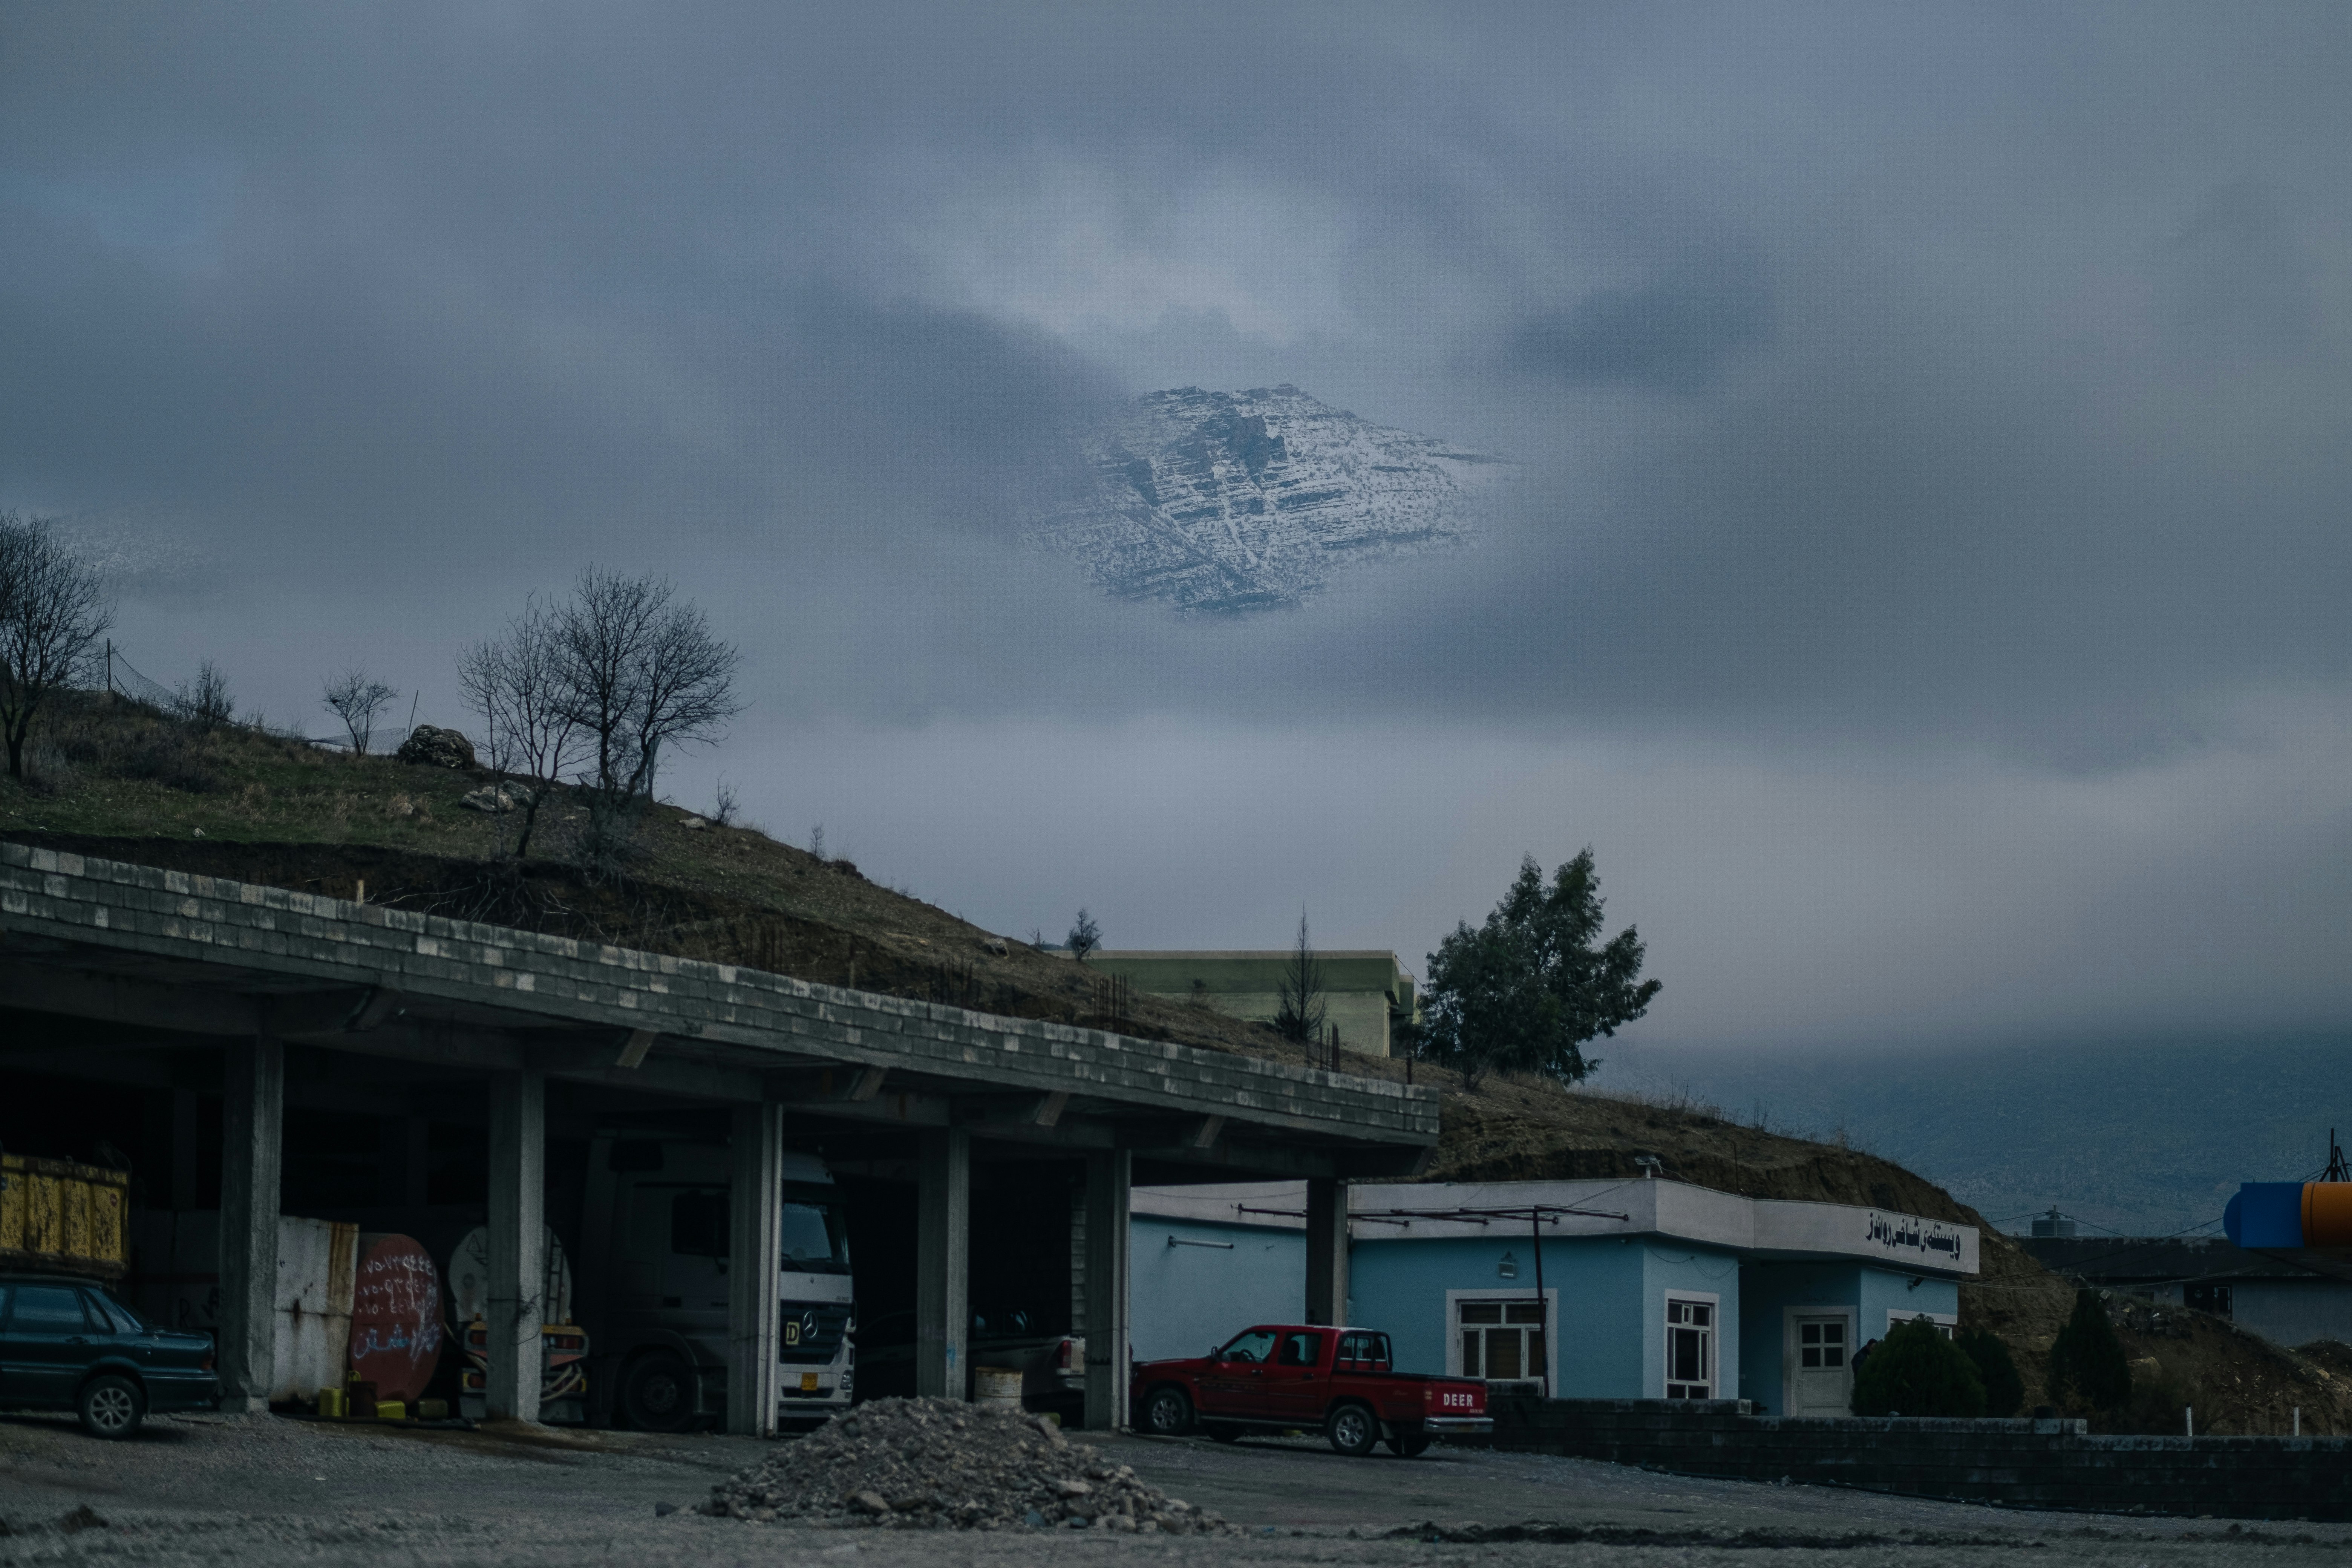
5 3 2351 1053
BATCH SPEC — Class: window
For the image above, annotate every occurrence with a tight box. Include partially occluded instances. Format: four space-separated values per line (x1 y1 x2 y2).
2185 1283 2233 1318
1275 1332 1323 1368
1457 1297 1548 1384
1334 1332 1392 1372
91 1293 148 1335
1219 1329 1278 1363
778 1190 853 1276
8 1285 92 1331
1799 1318 1845 1370
671 1189 728 1257
1665 1297 1714 1399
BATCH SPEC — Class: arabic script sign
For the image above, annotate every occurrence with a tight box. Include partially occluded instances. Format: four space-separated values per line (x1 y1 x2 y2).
1864 1211 1965 1263
349 1234 443 1402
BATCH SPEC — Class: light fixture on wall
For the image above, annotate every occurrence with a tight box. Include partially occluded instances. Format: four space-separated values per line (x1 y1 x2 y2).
1498 1251 1519 1280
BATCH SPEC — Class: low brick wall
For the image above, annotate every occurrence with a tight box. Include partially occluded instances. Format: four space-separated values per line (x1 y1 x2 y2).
1485 1396 2352 1522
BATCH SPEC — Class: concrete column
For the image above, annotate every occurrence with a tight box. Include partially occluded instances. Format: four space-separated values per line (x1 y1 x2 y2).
1305 1177 1350 1328
914 1128 970 1400
217 1037 283 1413
1082 1148 1131 1431
170 1087 201 1211
727 1102 785 1436
485 1071 545 1424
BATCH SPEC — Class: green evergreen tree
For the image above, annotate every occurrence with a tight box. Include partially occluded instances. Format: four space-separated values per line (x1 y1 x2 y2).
1957 1327 2025 1417
1421 849 1661 1086
1851 1317 1987 1417
2047 1289 2133 1411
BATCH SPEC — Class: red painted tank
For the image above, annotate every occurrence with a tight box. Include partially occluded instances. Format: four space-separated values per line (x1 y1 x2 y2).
349 1233 443 1404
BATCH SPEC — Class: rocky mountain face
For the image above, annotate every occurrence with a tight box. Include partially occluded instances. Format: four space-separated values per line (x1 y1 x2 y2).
1021 385 1513 615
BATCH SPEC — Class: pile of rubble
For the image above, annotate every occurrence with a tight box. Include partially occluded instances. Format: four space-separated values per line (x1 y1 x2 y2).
697 1397 1236 1533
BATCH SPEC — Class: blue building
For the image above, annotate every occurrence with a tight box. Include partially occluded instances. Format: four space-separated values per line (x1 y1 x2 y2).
1129 1177 1977 1416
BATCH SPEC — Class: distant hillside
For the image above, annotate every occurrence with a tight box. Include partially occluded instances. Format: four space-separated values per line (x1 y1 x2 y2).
1586 1035 2352 1236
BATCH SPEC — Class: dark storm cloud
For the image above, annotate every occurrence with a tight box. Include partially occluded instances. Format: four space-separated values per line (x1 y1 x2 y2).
1501 252 1775 395
3 4 2351 757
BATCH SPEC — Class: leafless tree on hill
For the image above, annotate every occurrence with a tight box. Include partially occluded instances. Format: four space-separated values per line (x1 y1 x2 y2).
1274 908 1329 1051
548 567 743 875
321 664 399 754
457 593 585 859
0 513 113 781
178 659 235 732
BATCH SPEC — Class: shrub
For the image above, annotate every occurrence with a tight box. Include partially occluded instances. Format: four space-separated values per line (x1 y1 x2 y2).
1851 1317 1986 1417
2047 1288 2133 1411
1957 1326 2025 1417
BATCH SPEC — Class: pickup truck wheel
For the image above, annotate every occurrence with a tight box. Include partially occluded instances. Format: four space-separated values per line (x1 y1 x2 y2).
78 1374 144 1439
1141 1386 1194 1436
1387 1430 1432 1458
621 1351 698 1432
1325 1402 1379 1458
1204 1421 1242 1444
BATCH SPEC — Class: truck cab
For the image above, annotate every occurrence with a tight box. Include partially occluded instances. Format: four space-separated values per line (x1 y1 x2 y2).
580 1132 853 1430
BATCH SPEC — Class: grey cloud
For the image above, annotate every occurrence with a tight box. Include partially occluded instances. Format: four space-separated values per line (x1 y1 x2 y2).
1501 253 1774 394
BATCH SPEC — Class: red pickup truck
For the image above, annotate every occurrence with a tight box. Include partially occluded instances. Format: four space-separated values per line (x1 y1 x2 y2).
1129 1324 1490 1458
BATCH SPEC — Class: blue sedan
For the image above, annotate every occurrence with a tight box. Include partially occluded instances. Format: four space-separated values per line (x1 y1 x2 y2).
1 1274 219 1438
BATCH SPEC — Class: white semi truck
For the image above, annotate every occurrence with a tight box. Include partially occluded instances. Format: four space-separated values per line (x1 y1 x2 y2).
578 1130 854 1430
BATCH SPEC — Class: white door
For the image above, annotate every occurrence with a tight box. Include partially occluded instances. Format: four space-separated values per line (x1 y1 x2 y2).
1791 1315 1851 1416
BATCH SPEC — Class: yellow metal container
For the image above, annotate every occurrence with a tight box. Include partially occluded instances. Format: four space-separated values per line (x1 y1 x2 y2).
375 1401 407 1422
0 1153 129 1279
317 1387 346 1418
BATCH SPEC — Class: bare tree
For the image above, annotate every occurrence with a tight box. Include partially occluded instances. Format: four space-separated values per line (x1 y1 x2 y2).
321 664 398 754
456 593 585 859
547 567 743 874
178 660 235 732
1066 908 1102 963
0 514 113 780
1274 908 1329 1049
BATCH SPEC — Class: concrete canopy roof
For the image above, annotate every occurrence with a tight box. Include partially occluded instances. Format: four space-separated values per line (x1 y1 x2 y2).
0 846 1437 1181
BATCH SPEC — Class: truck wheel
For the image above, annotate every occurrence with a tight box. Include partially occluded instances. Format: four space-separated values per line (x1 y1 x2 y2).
1141 1386 1194 1437
1386 1429 1432 1458
1325 1402 1379 1458
1204 1421 1242 1444
621 1352 697 1433
78 1375 144 1440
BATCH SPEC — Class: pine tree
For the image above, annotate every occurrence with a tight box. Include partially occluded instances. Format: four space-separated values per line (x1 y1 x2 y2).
1957 1327 2025 1417
2047 1289 2133 1411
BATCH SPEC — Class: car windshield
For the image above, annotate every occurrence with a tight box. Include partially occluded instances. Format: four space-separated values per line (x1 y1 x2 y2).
1219 1329 1278 1363
93 1293 150 1333
778 1191 851 1275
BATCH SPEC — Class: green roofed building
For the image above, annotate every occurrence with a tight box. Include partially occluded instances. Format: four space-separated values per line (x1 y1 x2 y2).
1086 950 1419 1058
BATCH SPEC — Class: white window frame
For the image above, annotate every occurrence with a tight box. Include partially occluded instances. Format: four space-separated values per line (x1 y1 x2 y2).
1882 1308 1957 1338
1661 1290 1721 1400
1781 1306 1857 1416
1444 1288 1558 1391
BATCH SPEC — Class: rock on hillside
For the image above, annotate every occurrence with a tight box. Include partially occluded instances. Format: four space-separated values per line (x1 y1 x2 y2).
1022 385 1514 614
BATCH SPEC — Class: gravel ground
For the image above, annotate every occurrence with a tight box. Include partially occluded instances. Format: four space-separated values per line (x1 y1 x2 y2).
4 1410 2350 1568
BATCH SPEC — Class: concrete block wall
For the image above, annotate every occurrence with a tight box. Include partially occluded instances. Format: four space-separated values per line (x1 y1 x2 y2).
1486 1396 2352 1522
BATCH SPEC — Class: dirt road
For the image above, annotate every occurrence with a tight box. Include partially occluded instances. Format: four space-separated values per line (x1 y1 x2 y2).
3 1411 2345 1567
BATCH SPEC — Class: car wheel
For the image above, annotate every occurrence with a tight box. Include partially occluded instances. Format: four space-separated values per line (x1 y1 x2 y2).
1325 1402 1378 1458
621 1352 698 1433
1204 1421 1242 1444
1141 1386 1193 1437
1386 1429 1432 1458
78 1375 144 1440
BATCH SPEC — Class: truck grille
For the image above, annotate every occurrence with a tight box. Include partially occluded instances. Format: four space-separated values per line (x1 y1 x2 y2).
779 1302 851 1363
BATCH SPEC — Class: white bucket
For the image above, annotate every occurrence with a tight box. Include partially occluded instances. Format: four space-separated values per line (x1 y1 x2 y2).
974 1366 1025 1409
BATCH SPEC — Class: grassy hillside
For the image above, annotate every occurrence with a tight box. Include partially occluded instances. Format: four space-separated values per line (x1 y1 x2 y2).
8 692 2345 1432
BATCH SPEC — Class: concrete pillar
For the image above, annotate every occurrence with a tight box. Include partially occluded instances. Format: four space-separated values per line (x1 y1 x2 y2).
727 1102 785 1436
1305 1177 1350 1327
217 1037 283 1413
170 1087 201 1211
485 1071 545 1424
1082 1148 1130 1431
914 1128 970 1400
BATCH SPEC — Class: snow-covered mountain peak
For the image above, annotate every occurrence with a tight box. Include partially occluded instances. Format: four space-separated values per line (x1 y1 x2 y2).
1021 384 1513 615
